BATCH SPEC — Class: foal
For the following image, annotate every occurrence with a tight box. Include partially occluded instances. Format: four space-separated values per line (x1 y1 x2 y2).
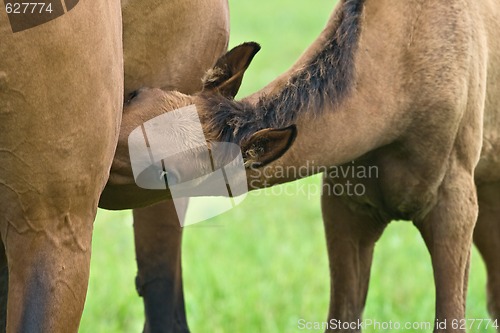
109 0 500 331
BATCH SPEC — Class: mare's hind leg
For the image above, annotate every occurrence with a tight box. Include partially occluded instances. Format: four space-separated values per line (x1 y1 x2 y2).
0 206 95 332
322 178 387 332
0 0 121 330
133 199 189 333
0 239 6 333
474 181 500 323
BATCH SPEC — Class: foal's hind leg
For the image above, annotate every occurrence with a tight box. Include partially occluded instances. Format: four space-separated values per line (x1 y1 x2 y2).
133 199 189 333
322 178 387 332
415 171 477 333
474 181 500 323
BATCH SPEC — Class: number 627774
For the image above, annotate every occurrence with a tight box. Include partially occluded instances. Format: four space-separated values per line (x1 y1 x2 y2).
5 2 54 14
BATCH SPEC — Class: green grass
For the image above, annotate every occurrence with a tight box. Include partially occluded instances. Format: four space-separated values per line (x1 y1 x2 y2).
80 1 494 332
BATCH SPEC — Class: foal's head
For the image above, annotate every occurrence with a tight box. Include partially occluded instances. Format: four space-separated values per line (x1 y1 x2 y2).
100 43 296 209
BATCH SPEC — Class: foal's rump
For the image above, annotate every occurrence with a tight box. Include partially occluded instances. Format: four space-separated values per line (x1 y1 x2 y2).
475 0 500 184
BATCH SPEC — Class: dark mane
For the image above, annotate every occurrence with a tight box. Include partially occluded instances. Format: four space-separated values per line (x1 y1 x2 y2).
201 0 365 143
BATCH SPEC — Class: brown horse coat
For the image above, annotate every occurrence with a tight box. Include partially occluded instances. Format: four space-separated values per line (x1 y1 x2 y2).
107 0 500 331
116 1 229 332
0 1 123 331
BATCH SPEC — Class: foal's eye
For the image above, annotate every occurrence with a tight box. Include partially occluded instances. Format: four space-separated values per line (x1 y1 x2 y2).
125 90 139 104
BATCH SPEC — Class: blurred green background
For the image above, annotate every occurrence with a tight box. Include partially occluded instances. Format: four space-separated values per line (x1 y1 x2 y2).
79 0 494 332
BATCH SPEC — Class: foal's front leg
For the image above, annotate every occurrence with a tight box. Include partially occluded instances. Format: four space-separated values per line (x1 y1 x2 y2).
322 178 387 333
415 170 477 333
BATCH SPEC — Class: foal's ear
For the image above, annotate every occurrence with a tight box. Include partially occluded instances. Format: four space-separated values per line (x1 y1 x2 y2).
241 125 297 167
203 42 261 98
